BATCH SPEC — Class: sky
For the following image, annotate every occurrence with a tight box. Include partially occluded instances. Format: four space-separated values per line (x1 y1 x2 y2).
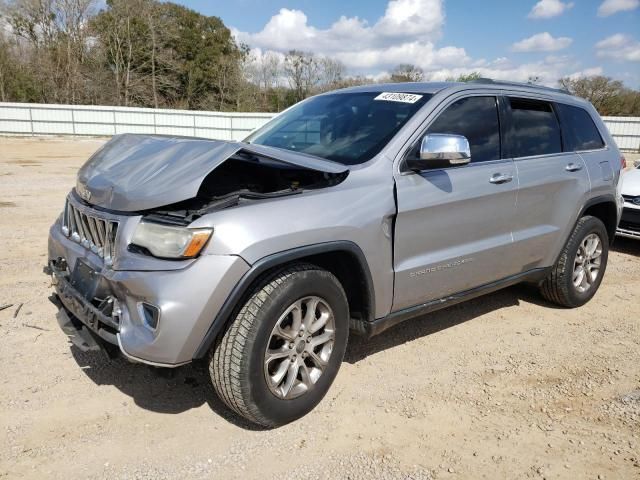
173 0 640 88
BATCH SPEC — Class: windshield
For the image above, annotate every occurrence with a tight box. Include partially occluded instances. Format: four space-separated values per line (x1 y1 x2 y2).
245 92 431 165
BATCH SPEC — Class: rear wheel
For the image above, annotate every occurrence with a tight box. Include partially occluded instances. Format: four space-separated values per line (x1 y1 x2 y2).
209 264 349 427
540 215 609 307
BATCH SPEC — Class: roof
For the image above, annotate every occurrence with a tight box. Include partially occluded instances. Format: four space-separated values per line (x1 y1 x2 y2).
334 79 575 99
335 82 457 95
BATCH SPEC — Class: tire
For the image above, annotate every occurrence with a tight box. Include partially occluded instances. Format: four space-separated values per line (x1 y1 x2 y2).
209 263 349 427
540 215 609 308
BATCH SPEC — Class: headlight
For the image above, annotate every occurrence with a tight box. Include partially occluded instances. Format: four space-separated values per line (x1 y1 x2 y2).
131 221 213 259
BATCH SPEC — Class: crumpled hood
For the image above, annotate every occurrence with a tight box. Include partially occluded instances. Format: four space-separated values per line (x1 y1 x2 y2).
76 134 348 212
622 167 640 197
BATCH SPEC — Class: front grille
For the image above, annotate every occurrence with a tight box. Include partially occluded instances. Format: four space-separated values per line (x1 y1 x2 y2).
623 194 640 206
61 198 119 264
621 206 640 226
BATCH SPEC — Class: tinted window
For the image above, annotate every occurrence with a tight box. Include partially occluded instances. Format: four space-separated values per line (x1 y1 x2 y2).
426 96 500 163
246 92 431 165
556 103 605 151
508 98 562 158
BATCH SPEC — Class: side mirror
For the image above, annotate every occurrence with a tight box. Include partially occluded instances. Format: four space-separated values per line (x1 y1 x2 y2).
405 133 471 171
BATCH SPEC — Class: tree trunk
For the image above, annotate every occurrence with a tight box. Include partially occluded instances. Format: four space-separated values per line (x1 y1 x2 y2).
148 13 158 108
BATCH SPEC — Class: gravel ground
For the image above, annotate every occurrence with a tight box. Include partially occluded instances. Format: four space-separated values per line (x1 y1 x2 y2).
0 137 639 480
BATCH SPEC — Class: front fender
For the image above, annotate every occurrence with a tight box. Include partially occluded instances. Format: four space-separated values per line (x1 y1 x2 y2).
192 241 376 359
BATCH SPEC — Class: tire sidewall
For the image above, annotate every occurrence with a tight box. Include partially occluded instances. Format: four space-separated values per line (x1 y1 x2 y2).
245 268 349 426
565 217 609 306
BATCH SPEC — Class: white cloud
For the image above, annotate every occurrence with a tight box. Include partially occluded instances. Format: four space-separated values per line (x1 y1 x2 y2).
333 42 470 70
528 0 574 19
597 0 640 16
235 1 613 87
595 34 640 61
567 67 604 79
428 58 600 87
511 32 573 52
235 0 444 55
234 0 471 73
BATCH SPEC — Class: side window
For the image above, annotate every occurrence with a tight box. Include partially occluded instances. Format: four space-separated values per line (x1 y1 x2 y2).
508 97 562 158
555 103 605 151
426 96 501 163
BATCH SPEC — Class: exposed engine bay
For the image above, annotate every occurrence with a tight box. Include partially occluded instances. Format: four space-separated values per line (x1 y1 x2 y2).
142 151 348 225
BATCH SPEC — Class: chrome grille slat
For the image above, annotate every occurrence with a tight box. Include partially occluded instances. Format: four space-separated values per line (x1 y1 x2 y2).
69 204 77 234
72 207 86 241
86 217 101 252
66 203 75 234
61 198 119 264
95 219 107 249
105 221 116 261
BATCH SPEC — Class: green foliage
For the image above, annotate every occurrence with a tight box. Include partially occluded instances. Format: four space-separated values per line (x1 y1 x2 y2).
456 72 481 82
444 72 482 82
0 0 245 109
0 1 638 116
89 0 245 109
0 38 40 102
559 75 640 116
390 64 424 82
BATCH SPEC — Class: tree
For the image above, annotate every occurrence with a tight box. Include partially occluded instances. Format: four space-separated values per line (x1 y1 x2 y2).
90 0 152 106
445 72 482 82
558 75 640 116
243 49 284 111
4 0 97 103
284 50 321 102
318 57 345 91
390 64 424 82
1 2 638 116
90 0 245 109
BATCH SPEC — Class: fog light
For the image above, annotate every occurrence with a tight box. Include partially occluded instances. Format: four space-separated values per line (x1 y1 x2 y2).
140 303 160 330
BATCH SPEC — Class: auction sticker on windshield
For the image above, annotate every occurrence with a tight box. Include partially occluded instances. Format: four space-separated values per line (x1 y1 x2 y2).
374 92 423 104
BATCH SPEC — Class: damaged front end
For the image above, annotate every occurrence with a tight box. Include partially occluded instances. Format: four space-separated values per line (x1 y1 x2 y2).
75 134 349 213
140 149 348 226
46 257 121 358
47 134 348 365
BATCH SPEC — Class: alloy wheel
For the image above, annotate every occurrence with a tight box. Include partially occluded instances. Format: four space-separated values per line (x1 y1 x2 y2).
573 233 603 293
264 296 336 400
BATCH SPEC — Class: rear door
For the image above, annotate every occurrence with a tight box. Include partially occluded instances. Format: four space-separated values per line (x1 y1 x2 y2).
555 102 613 199
507 96 590 269
392 94 519 311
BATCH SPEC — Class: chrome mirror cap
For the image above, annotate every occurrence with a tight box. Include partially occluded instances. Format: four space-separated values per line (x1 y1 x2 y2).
420 133 471 165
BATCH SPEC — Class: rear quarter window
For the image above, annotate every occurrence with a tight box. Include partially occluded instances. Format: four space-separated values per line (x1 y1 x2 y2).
555 103 605 151
508 97 562 158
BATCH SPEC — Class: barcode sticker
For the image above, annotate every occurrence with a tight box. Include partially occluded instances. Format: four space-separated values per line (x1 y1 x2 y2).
374 92 423 104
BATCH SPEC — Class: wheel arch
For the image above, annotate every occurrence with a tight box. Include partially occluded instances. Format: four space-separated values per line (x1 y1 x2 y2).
193 241 375 359
579 195 619 245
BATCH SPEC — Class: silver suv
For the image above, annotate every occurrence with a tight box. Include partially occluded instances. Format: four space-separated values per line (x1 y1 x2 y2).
47 80 624 427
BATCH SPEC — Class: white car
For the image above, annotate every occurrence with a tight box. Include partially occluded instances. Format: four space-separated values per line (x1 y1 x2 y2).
618 162 640 239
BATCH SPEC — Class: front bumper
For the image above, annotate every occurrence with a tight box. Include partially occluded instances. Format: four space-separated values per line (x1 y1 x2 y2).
616 204 640 240
48 221 250 366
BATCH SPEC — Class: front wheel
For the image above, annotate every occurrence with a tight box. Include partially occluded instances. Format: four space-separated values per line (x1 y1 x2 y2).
540 215 609 308
209 264 349 427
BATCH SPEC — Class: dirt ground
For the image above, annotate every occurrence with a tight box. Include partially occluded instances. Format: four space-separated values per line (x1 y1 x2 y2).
0 137 639 480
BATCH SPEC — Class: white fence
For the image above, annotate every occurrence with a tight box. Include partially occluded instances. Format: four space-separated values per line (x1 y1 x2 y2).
601 116 640 152
0 103 273 141
0 102 639 151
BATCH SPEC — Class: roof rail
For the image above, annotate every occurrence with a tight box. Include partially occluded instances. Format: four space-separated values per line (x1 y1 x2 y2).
468 78 571 95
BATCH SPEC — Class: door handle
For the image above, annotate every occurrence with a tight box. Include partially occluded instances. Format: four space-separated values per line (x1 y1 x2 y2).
565 163 583 172
489 173 513 184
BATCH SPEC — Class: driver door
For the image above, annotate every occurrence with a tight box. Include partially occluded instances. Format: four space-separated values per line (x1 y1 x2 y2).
392 95 519 311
